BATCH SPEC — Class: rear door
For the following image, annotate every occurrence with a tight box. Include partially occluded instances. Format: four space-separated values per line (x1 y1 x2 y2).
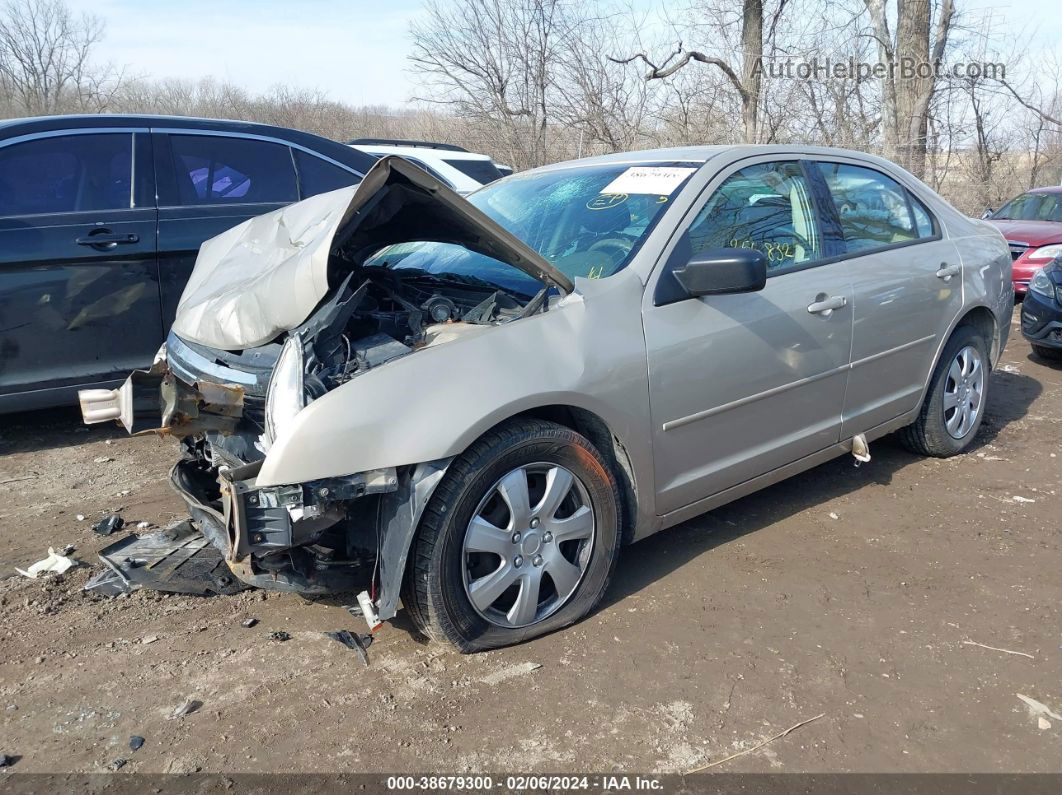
154 131 300 329
643 158 854 516
0 129 161 407
810 160 964 435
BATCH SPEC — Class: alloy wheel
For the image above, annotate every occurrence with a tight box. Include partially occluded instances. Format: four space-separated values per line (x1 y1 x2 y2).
943 344 985 439
461 463 595 628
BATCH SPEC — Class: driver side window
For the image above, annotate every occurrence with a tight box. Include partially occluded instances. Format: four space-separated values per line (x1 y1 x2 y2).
688 161 822 272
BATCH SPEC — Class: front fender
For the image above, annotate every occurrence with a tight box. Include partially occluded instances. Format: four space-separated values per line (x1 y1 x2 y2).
255 277 650 488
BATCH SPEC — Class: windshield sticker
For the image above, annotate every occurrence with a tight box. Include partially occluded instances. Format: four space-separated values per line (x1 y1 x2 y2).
601 166 697 196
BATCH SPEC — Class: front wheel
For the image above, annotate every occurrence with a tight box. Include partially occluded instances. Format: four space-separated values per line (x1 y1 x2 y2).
898 325 990 457
402 418 622 652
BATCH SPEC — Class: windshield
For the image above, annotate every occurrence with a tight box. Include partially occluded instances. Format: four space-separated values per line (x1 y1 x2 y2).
993 192 1062 222
364 162 700 296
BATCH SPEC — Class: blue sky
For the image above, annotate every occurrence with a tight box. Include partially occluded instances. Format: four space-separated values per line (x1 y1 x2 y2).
67 0 1062 108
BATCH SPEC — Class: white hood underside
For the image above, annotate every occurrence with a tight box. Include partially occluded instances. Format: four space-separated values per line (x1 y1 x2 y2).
172 187 356 351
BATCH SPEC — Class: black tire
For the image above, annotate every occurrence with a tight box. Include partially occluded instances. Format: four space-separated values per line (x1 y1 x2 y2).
898 325 990 457
402 418 621 652
1032 343 1062 361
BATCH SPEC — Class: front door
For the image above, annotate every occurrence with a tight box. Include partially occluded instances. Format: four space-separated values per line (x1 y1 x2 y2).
0 131 161 406
643 159 854 516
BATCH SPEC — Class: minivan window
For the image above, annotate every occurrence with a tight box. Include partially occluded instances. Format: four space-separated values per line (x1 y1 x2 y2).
0 133 132 217
294 150 360 198
168 135 298 205
686 161 822 272
816 162 932 252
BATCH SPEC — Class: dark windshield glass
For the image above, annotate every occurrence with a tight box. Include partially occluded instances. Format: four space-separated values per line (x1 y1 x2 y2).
993 192 1062 222
364 162 699 296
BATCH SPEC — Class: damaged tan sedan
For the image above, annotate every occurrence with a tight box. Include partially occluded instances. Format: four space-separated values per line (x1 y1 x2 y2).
81 148 1011 651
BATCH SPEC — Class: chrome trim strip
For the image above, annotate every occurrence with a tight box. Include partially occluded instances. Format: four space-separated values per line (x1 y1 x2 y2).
849 334 936 368
663 333 937 432
662 363 849 431
0 127 149 149
166 333 258 387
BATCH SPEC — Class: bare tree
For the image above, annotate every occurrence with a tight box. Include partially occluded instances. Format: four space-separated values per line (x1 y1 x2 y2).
409 0 569 169
0 0 120 114
612 0 770 143
860 0 955 177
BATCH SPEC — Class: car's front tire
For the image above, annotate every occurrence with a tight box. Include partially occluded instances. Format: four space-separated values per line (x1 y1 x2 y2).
898 325 990 457
402 418 621 652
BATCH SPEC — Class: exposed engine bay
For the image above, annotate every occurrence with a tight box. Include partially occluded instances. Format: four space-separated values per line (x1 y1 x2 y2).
80 156 562 614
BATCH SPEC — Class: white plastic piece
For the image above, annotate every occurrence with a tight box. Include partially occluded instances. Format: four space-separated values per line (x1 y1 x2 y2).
79 384 131 426
851 433 871 463
356 590 382 632
16 548 76 578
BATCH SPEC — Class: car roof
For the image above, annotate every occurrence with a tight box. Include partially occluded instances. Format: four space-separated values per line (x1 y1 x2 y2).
0 113 377 173
352 143 493 161
534 144 919 173
1025 185 1062 195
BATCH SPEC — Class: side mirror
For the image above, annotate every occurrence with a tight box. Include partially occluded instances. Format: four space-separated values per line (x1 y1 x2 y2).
981 208 994 219
672 248 768 298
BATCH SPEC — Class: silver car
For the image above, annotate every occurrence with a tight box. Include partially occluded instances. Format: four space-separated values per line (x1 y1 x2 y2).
80 147 1012 651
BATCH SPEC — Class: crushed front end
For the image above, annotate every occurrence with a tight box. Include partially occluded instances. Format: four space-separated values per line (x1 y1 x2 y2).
77 156 562 623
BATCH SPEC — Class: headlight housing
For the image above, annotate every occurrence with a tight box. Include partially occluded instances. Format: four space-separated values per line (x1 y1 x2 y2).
264 333 307 446
1027 244 1062 262
1029 269 1057 302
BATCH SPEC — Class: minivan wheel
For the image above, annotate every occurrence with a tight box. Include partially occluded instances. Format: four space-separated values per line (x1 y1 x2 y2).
898 325 990 457
402 418 621 652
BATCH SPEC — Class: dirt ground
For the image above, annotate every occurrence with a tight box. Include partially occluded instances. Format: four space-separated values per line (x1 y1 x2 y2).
0 306 1059 775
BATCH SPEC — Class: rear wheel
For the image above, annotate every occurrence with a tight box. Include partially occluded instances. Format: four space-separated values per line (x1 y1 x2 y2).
1032 343 1062 361
402 418 621 652
899 325 990 457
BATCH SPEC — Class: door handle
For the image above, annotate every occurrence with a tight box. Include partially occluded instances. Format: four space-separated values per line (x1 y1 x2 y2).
935 263 960 281
76 231 140 249
807 295 847 315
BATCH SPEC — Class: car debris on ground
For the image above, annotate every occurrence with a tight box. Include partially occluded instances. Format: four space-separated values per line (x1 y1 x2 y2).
129 736 145 752
323 630 373 666
268 631 291 642
241 618 259 628
92 514 124 536
170 699 202 719
15 548 77 579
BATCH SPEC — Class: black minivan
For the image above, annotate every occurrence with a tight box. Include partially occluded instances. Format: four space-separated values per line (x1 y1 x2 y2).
0 114 375 412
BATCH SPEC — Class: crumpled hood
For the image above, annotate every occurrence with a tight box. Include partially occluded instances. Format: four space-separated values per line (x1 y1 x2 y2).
172 156 572 351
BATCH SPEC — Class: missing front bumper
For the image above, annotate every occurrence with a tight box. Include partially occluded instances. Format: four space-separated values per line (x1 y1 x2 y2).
79 361 244 437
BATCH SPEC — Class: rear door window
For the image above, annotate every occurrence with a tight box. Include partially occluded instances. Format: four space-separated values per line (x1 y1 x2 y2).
293 150 360 198
166 135 297 205
0 133 132 217
815 162 935 252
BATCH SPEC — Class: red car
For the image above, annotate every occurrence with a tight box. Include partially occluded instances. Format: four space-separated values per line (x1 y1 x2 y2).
984 186 1062 294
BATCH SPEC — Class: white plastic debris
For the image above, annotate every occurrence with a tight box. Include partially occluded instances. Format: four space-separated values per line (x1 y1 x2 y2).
1017 694 1062 723
851 433 871 463
1012 496 1036 504
16 548 76 579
